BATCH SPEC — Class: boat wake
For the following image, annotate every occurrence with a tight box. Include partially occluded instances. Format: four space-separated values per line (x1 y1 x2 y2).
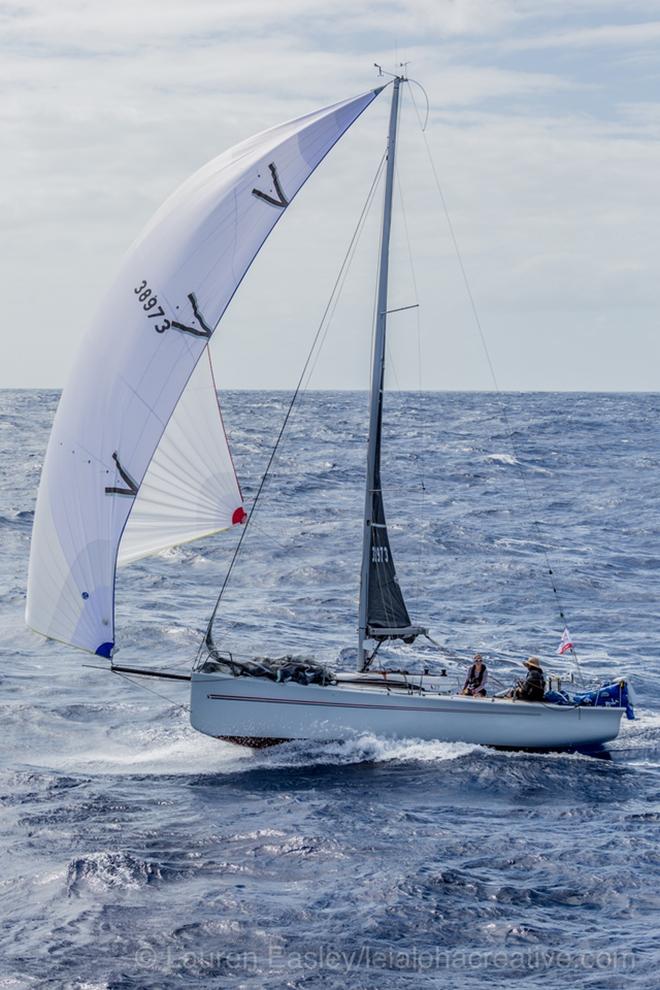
249 733 481 770
27 718 481 777
606 709 660 764
19 705 659 780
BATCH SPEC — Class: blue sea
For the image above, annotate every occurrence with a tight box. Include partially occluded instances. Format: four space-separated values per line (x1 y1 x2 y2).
1 389 659 989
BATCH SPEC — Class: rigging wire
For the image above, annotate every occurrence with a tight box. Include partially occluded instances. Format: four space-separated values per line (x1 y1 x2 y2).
111 668 190 714
299 159 385 392
238 150 386 494
233 514 304 555
406 77 430 131
407 84 585 683
197 152 388 663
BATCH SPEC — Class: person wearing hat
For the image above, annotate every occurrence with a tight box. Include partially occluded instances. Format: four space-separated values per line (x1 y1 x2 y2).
461 654 488 697
511 656 546 702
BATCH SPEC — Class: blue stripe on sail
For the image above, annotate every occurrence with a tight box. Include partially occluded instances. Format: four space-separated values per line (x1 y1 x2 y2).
95 642 114 658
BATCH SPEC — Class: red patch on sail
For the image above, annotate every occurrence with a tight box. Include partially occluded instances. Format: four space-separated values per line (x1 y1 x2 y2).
232 507 247 525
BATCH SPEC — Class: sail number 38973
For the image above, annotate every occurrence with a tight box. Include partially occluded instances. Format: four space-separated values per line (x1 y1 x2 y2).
133 280 171 333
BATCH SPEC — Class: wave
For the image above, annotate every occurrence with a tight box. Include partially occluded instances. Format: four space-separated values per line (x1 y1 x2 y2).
486 452 550 474
486 452 520 466
66 852 162 895
0 509 34 529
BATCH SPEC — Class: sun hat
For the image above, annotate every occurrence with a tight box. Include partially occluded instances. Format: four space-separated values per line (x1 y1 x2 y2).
523 656 541 669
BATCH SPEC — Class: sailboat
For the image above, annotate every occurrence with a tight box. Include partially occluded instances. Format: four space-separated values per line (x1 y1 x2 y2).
26 74 632 751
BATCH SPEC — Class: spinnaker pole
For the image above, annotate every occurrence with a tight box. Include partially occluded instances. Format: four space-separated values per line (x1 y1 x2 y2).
357 75 402 671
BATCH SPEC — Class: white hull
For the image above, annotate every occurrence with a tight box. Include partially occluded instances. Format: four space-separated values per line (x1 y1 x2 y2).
190 671 624 750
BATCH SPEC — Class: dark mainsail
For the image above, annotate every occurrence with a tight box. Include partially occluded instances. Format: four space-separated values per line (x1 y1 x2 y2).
365 390 416 640
357 75 426 668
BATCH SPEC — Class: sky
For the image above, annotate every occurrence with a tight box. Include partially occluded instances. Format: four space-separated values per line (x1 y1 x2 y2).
2 0 660 390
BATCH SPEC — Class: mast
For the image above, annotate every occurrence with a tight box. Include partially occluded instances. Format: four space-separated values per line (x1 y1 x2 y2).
357 76 403 671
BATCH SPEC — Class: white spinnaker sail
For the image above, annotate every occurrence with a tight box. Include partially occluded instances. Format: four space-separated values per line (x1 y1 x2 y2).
117 348 244 567
26 87 382 657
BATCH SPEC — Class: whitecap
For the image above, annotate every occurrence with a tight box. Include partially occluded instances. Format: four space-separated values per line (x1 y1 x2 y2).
66 851 161 894
486 452 519 466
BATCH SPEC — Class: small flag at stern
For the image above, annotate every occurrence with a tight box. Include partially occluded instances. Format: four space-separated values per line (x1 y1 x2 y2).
557 627 574 655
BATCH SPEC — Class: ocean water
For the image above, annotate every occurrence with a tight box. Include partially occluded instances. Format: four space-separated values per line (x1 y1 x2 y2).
1 388 659 989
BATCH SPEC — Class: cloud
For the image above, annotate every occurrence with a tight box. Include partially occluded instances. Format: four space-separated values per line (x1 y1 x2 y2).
2 0 660 389
504 19 660 51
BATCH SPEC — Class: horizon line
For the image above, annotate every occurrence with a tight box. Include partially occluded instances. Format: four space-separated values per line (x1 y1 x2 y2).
2 386 659 395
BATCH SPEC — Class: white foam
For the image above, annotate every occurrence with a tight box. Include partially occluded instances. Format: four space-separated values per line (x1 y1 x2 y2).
252 733 480 770
486 453 519 466
607 709 660 764
27 708 482 776
29 712 251 777
486 452 549 474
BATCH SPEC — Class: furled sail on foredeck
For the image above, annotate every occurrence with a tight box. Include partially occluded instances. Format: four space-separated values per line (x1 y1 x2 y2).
26 86 382 657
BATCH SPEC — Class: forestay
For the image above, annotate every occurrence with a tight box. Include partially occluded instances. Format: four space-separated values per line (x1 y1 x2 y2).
26 86 381 657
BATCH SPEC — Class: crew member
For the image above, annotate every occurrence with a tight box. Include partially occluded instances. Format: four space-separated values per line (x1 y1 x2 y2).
461 654 488 697
511 656 545 702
